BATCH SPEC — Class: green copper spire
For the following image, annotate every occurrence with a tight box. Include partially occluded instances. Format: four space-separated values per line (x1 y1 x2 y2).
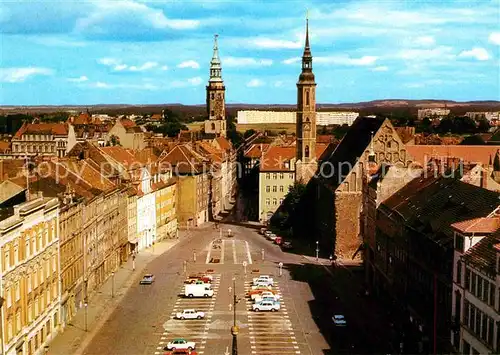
209 34 223 83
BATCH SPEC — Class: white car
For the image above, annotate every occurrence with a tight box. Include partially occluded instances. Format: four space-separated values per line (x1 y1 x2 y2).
175 309 205 320
252 276 274 286
251 283 272 290
252 300 280 312
332 314 347 327
253 291 280 303
165 338 196 351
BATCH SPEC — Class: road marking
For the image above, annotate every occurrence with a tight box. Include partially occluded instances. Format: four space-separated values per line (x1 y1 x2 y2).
245 241 253 264
221 240 225 264
205 241 213 264
232 239 237 264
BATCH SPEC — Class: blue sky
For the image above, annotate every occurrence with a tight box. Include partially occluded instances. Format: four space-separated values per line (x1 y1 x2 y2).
0 0 499 105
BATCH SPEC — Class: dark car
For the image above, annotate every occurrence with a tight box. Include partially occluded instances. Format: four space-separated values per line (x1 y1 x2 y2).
281 241 293 249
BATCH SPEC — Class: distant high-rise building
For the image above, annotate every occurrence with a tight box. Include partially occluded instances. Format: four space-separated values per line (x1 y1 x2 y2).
204 34 227 137
295 15 317 184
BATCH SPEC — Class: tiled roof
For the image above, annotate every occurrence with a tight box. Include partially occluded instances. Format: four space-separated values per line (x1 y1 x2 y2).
196 141 224 163
319 116 386 188
62 160 116 192
451 217 500 234
126 126 143 133
120 118 136 128
406 145 499 166
260 146 295 172
244 144 270 159
316 143 330 160
214 136 232 151
462 233 500 276
159 144 208 174
134 148 159 165
382 175 500 246
14 122 69 138
100 146 141 169
0 180 25 204
317 135 336 144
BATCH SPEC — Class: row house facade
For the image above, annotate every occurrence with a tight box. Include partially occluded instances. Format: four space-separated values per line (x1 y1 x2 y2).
0 195 60 355
212 136 237 210
11 123 75 158
159 144 210 228
107 119 146 151
365 173 500 354
451 213 500 354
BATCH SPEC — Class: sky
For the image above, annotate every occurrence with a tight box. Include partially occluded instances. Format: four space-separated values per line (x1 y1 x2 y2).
0 0 499 106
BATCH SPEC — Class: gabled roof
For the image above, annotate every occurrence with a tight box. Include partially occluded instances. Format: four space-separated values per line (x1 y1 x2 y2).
260 146 295 172
214 136 232 151
61 160 116 192
406 145 499 166
100 146 141 169
451 217 500 234
382 175 500 246
196 141 224 163
319 116 386 189
14 122 69 138
245 144 270 159
159 144 208 175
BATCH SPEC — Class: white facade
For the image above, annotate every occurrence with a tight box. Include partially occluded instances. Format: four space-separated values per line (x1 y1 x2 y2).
451 226 500 354
237 110 359 126
417 108 450 120
466 112 500 121
136 168 156 251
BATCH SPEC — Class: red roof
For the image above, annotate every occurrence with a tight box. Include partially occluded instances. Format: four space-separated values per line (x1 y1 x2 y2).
245 144 269 159
214 136 232 151
260 146 295 172
14 123 69 138
120 118 136 128
451 217 500 234
406 145 499 166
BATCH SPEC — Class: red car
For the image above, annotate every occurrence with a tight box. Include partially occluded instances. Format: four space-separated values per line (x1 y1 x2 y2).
164 349 197 355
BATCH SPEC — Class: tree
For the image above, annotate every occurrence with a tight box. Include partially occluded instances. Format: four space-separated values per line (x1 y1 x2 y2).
477 118 490 133
109 135 121 146
269 182 307 231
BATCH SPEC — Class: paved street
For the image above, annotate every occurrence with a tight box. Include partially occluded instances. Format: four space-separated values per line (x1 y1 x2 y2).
78 223 332 355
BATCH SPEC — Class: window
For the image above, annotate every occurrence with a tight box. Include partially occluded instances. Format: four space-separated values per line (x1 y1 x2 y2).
289 173 293 179
305 146 310 158
272 186 277 192
4 248 10 270
470 272 476 294
14 245 18 265
15 282 20 301
16 311 21 334
265 198 270 206
279 173 284 179
465 269 471 289
28 303 33 323
46 289 51 305
25 239 30 259
487 318 494 346
6 288 11 307
211 93 214 100
273 173 277 180
280 186 284 192
27 274 32 293
266 173 270 179
272 198 277 205
455 235 464 252
305 90 310 106
266 186 270 192
279 198 283 204
489 283 495 306
456 261 462 285
34 297 39 317
7 318 12 341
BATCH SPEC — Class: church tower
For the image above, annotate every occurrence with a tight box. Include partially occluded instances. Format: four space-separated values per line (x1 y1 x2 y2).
295 15 317 184
204 34 227 137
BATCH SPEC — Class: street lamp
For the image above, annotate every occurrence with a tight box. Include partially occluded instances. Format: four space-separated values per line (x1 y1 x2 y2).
316 241 319 261
231 277 239 355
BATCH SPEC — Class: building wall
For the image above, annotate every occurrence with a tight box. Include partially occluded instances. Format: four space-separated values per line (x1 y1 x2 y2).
258 171 295 223
196 173 210 226
334 192 363 259
136 192 156 251
237 110 359 125
0 197 60 355
176 176 197 227
11 132 69 158
58 200 84 328
126 195 137 246
155 183 177 240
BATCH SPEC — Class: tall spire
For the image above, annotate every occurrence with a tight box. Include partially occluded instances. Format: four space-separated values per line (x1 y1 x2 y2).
304 10 311 55
209 34 223 83
299 11 314 80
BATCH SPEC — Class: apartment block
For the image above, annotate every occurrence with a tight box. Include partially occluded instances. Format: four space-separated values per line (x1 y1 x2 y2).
0 195 60 355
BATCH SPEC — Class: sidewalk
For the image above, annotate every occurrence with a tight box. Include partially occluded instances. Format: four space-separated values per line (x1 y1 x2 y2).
47 236 183 355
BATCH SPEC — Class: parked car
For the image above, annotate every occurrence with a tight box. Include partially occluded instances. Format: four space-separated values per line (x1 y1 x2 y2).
260 228 267 235
247 288 276 298
164 349 197 355
274 236 283 245
251 283 272 290
185 284 214 298
332 314 347 327
267 233 277 241
252 300 280 312
139 274 155 285
253 275 274 286
175 309 205 320
281 241 293 249
165 338 196 351
253 291 280 302
264 231 273 238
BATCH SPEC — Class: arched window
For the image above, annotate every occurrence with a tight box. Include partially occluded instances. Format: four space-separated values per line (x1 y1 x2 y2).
211 123 216 130
305 145 310 158
306 90 310 106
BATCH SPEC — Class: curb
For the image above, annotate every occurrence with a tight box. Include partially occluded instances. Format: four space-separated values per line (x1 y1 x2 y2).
73 238 181 355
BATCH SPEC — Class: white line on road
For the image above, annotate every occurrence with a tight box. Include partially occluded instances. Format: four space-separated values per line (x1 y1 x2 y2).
221 240 225 264
232 239 237 264
206 241 213 264
245 241 253 264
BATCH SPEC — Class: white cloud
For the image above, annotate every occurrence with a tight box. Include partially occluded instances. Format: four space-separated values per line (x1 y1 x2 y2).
68 75 89 82
459 47 490 61
170 76 203 88
414 36 435 46
397 46 454 60
177 60 200 69
91 81 159 90
273 81 283 87
247 79 264 87
282 57 301 65
0 67 53 83
161 65 168 71
95 81 111 89
488 32 500 45
98 58 159 72
223 57 273 67
315 55 378 66
248 38 302 49
372 66 389 72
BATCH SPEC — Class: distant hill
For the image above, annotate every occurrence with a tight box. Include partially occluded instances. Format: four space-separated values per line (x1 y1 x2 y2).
1 100 499 120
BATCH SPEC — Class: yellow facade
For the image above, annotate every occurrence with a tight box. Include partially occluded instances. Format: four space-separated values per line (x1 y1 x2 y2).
0 196 60 355
155 182 177 239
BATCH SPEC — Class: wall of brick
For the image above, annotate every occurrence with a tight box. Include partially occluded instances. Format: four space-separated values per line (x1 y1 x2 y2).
334 192 363 260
